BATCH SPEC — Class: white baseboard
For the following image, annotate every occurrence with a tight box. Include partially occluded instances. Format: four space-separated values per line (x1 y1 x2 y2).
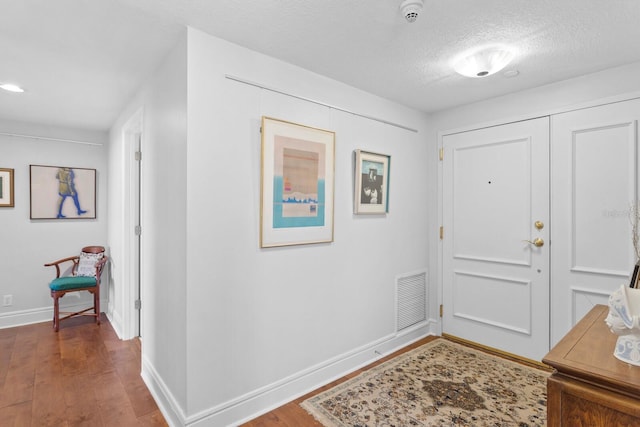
141 351 187 427
141 320 435 427
0 298 107 329
0 306 53 329
106 308 124 339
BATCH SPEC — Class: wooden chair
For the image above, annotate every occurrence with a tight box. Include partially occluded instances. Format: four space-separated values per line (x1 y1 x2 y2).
45 246 108 331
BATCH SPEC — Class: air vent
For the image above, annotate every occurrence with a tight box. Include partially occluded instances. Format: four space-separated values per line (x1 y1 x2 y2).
396 270 427 331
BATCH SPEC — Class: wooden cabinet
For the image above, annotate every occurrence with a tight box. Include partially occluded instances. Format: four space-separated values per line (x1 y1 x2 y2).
543 305 640 426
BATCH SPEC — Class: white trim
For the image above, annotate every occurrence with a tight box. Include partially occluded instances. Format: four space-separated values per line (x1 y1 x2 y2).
225 74 419 133
0 299 106 329
141 351 186 427
141 324 433 426
0 131 103 145
120 108 143 340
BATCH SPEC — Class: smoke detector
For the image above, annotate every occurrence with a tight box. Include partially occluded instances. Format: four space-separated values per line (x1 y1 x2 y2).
399 0 424 23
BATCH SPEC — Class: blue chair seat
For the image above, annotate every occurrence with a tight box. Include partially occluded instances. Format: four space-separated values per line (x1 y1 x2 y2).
49 275 97 291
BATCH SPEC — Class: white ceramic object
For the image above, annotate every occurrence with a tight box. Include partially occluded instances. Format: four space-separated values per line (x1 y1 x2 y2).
605 284 640 366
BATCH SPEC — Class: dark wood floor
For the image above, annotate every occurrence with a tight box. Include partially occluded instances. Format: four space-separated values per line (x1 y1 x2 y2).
241 335 439 426
0 314 167 426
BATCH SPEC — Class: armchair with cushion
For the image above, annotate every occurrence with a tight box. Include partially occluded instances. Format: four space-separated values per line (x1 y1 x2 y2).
44 245 108 331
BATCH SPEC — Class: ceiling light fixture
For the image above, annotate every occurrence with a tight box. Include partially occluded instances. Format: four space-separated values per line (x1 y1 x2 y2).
0 83 25 93
399 0 424 23
453 46 516 78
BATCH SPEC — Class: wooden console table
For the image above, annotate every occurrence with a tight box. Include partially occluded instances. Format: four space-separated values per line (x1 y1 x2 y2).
543 304 640 426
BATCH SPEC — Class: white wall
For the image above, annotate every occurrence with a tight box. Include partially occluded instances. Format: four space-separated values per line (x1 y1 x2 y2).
0 119 107 327
109 32 189 422
183 28 431 425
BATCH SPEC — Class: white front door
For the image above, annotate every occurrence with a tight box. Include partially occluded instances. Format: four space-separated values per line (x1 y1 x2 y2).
550 99 640 346
442 117 550 361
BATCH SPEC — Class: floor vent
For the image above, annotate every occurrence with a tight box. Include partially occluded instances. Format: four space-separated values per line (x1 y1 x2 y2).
396 270 427 332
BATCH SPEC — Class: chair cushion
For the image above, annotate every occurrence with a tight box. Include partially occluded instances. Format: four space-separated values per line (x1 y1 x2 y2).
50 275 97 291
76 251 104 277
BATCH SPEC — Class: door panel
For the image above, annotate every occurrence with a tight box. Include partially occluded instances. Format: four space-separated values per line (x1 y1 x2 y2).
443 117 550 361
550 100 640 346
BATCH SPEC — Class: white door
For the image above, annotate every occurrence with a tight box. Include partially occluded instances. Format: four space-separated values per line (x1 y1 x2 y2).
442 117 550 361
550 99 640 346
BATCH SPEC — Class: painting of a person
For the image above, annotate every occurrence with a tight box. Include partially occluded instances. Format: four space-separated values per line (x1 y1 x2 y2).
361 167 382 204
56 167 87 218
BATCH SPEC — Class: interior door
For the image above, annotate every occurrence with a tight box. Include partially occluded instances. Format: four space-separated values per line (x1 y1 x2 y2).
550 99 640 346
442 117 550 361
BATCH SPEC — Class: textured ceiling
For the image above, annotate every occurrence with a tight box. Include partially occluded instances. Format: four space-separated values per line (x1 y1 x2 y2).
2 0 640 131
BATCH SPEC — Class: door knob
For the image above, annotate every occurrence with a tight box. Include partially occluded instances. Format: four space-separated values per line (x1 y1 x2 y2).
524 238 544 247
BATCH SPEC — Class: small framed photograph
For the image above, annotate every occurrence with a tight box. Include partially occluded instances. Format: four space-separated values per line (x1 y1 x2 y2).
0 168 15 207
260 116 335 247
30 165 97 219
354 150 390 214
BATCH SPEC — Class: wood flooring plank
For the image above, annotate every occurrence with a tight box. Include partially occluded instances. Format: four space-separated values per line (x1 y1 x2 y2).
31 374 68 426
0 363 35 409
137 409 169 426
0 401 33 426
94 370 141 426
0 316 167 426
63 374 103 426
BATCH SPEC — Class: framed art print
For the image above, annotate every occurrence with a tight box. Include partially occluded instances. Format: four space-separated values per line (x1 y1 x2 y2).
0 168 14 207
354 150 390 214
260 116 335 247
30 165 96 219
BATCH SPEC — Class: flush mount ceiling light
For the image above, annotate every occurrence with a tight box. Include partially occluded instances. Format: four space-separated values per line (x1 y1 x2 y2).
0 83 25 93
399 0 424 23
453 46 516 78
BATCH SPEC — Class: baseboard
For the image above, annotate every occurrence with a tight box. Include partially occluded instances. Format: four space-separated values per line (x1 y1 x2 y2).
0 298 107 329
177 321 435 426
141 351 187 427
106 308 124 339
0 306 52 329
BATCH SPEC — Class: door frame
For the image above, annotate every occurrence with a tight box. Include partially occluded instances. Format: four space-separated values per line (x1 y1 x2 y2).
121 108 143 339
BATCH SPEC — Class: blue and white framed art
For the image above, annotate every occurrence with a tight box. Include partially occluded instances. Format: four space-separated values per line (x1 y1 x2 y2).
260 116 335 247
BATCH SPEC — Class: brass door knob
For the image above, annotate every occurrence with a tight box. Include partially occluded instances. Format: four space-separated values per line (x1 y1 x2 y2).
524 238 544 247
534 221 544 230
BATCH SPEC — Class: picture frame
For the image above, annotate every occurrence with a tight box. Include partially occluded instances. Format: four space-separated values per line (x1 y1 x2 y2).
630 261 640 289
0 168 15 207
30 165 97 219
260 116 335 248
354 150 391 214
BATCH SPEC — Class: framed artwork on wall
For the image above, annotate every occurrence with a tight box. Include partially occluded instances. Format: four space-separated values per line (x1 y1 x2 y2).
0 168 14 207
30 165 97 219
354 150 390 214
260 116 335 247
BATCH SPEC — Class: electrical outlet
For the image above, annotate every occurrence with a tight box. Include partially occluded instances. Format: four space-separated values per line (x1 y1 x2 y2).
3 295 12 306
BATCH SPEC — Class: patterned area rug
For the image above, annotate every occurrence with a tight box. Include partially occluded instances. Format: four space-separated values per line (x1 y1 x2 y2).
301 339 549 426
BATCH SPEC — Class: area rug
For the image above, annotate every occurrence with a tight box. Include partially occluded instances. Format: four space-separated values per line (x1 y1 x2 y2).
301 339 549 427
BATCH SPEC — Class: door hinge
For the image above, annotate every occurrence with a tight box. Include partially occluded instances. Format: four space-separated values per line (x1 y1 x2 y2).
439 148 444 161
135 225 142 236
439 226 443 240
135 151 142 161
439 304 443 317
135 300 141 310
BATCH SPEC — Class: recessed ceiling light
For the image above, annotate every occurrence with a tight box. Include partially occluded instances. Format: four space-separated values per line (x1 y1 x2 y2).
0 83 25 93
453 46 516 78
